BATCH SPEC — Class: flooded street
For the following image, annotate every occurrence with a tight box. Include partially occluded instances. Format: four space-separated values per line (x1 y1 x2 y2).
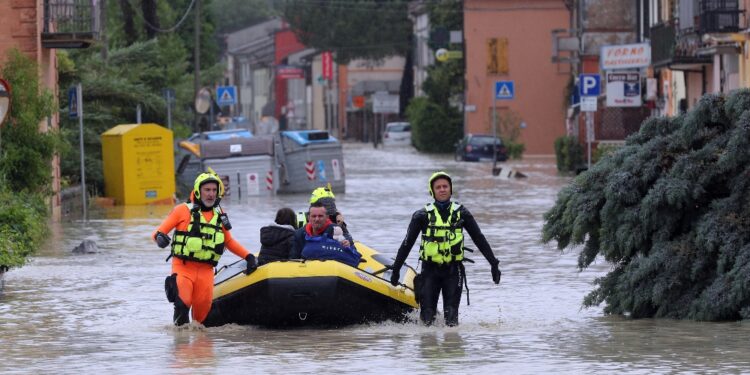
2 142 750 374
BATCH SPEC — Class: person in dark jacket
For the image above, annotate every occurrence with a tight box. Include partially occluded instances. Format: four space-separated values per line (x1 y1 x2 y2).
390 171 501 326
257 207 298 265
290 201 358 266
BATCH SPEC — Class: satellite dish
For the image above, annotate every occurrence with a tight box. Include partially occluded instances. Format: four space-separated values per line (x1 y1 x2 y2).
194 87 212 114
0 79 10 127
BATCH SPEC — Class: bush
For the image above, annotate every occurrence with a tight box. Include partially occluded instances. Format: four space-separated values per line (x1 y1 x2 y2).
0 50 59 193
505 142 526 159
495 110 526 159
0 188 48 269
407 96 462 153
553 135 584 173
0 49 57 269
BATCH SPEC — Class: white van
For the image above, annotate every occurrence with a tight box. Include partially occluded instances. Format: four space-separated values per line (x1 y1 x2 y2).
383 122 412 147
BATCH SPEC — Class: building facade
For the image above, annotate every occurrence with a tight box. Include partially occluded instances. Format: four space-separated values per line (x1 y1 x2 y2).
464 0 570 155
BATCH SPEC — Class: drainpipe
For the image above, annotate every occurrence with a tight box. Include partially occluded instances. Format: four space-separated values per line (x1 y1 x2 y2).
720 54 725 93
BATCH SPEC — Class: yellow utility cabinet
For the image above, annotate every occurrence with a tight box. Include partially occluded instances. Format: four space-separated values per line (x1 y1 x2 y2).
101 123 175 205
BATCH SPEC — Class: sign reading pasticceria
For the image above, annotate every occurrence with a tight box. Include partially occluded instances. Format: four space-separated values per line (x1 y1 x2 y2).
0 78 10 127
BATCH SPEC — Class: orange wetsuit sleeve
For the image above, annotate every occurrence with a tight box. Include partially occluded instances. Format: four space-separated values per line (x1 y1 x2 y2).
152 204 190 241
223 229 251 259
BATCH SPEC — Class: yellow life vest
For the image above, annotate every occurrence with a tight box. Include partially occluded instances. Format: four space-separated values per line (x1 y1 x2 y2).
296 211 308 229
171 203 226 266
419 202 464 264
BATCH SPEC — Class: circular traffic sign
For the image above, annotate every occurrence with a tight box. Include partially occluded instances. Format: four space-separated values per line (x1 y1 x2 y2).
0 78 10 127
194 87 212 114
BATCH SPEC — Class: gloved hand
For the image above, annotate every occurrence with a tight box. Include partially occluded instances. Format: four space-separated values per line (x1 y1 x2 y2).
390 267 400 286
491 262 501 284
155 232 171 248
245 253 258 275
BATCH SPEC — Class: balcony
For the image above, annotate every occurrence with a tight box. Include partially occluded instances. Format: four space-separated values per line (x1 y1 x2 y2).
651 21 712 70
41 0 99 49
698 0 743 33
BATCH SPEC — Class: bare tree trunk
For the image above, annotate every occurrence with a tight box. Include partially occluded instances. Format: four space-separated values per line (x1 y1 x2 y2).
118 0 136 45
99 0 108 62
141 0 159 39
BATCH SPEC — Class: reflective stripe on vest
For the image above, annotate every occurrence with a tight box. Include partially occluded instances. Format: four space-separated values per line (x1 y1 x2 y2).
170 203 226 266
419 202 464 264
296 211 308 229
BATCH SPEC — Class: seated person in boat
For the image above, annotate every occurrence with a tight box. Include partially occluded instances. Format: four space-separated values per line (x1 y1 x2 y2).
290 201 360 267
257 207 298 265
296 186 352 240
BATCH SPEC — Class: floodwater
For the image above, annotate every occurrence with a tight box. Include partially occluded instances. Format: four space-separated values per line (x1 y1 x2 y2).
2 143 750 374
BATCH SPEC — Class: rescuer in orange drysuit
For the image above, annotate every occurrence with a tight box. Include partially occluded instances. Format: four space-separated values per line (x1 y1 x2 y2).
152 172 256 325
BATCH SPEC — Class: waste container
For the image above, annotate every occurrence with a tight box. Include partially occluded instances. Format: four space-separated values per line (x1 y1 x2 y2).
276 130 345 194
101 123 175 205
177 132 276 198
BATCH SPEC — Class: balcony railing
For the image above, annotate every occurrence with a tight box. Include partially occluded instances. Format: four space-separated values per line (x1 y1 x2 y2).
650 21 712 69
41 0 99 49
696 0 743 33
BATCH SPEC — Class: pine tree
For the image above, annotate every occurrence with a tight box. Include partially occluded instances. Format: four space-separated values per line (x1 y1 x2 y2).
542 90 750 320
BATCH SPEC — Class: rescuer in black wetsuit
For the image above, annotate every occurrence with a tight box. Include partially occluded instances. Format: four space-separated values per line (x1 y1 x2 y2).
390 171 501 326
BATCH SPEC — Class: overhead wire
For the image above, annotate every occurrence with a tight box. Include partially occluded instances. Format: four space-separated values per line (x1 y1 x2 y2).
142 0 197 33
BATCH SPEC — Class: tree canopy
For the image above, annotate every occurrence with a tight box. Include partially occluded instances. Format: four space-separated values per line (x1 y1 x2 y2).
280 0 412 63
542 90 750 320
59 0 226 193
406 0 463 153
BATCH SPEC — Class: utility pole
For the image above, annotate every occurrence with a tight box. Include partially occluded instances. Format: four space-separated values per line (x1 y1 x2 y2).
99 0 108 62
194 0 201 132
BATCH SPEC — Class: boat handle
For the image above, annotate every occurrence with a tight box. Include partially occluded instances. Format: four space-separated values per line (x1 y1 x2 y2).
372 266 391 276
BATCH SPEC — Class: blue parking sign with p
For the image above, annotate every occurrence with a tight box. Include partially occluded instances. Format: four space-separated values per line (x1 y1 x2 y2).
579 74 601 97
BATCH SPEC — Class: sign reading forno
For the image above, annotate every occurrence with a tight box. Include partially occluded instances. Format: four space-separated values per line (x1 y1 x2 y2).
600 43 651 70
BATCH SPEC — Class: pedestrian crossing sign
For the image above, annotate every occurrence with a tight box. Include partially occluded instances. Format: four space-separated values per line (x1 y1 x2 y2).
216 85 237 106
495 81 514 100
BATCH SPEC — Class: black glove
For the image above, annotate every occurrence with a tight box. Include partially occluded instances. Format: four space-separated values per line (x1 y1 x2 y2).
491 262 501 284
245 254 258 275
390 267 400 286
155 232 171 248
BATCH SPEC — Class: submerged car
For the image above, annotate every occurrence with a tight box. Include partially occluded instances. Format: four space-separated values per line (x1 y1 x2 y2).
383 122 412 146
455 134 508 162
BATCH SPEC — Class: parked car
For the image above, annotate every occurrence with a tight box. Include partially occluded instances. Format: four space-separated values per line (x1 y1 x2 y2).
455 134 508 162
383 122 412 146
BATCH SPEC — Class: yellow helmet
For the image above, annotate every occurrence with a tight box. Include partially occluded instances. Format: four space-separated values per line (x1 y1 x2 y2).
193 172 225 200
428 171 452 197
309 186 335 204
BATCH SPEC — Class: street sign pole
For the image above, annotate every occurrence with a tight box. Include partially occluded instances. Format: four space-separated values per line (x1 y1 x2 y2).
166 90 173 130
492 87 498 174
586 112 593 169
578 74 601 170
76 83 87 221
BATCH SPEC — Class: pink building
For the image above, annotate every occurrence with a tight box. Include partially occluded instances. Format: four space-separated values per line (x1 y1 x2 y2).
464 0 569 155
